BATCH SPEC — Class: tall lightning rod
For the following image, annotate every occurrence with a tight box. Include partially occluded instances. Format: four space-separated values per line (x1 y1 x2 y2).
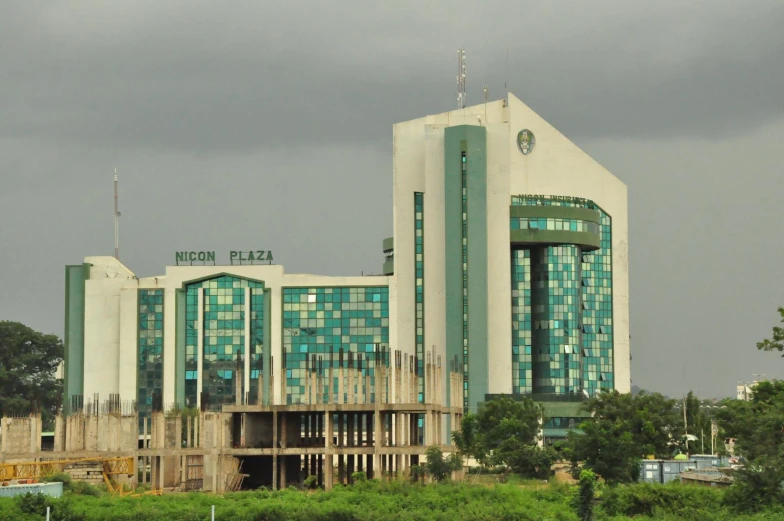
457 48 466 109
114 169 120 260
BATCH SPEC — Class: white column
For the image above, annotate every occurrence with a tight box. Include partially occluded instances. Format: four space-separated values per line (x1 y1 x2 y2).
244 287 251 402
196 288 204 408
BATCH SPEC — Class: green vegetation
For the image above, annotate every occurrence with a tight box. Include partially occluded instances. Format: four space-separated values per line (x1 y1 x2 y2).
423 446 462 482
453 395 556 479
716 379 784 512
0 321 63 427
756 306 784 355
7 306 784 518
566 391 682 484
4 480 784 521
574 470 596 521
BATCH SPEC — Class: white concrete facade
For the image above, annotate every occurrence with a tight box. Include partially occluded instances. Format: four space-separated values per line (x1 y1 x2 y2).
75 256 393 407
392 93 630 404
67 91 629 418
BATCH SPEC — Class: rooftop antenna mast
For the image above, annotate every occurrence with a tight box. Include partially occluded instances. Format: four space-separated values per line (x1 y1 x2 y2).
114 169 120 260
457 48 466 109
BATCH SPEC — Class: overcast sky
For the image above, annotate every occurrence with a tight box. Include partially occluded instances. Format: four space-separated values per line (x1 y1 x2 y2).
1 1 782 398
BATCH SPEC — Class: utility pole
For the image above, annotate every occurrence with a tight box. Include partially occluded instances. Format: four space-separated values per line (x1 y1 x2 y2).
683 395 689 454
114 169 120 260
456 49 466 109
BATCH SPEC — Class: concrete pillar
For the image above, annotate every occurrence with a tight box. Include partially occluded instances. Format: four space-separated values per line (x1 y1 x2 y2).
365 369 371 404
328 367 334 404
373 411 382 479
339 367 345 404
325 412 333 449
351 369 359 403
325 454 334 490
394 412 401 447
273 411 278 449
53 415 64 452
280 412 287 449
317 454 324 488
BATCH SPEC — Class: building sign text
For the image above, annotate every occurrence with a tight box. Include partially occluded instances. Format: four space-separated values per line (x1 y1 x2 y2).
175 250 274 266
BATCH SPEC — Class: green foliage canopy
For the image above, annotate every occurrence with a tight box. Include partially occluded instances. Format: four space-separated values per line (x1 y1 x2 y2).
453 396 555 478
424 446 462 482
756 307 784 355
567 391 681 484
717 380 784 511
0 321 63 421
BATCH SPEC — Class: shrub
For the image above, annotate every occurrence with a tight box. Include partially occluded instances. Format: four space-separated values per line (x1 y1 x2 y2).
600 482 723 518
573 469 596 521
17 492 53 516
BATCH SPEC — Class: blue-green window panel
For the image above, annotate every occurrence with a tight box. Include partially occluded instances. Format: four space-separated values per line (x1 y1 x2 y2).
511 249 533 394
138 289 164 418
282 286 390 404
510 217 599 235
184 276 265 407
530 245 582 394
510 196 614 396
414 192 425 403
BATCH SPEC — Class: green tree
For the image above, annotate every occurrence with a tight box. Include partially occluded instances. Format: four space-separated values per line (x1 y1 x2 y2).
0 321 63 425
757 307 784 354
474 396 542 464
495 440 558 479
573 469 596 521
679 391 722 454
567 391 681 484
454 396 554 478
716 380 784 511
424 446 461 482
451 412 479 463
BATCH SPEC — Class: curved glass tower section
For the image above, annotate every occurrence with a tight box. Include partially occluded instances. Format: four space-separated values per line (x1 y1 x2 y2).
510 195 614 398
531 245 581 395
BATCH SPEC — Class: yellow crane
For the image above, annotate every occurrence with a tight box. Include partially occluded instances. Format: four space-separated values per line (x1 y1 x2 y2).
0 456 149 496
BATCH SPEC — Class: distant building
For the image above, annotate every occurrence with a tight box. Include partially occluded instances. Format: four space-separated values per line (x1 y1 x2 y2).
736 378 771 401
736 382 755 401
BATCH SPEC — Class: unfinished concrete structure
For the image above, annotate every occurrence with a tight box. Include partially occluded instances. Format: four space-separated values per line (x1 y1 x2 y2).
1 350 463 491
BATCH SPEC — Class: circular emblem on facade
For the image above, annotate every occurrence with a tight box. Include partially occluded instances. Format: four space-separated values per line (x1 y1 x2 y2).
517 129 535 155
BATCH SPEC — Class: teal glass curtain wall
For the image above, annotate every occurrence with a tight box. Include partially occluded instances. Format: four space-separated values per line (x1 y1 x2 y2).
282 286 389 404
510 195 614 397
137 289 164 418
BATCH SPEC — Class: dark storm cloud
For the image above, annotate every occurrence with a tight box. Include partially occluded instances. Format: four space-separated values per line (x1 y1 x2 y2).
1 1 783 399
1 0 783 153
